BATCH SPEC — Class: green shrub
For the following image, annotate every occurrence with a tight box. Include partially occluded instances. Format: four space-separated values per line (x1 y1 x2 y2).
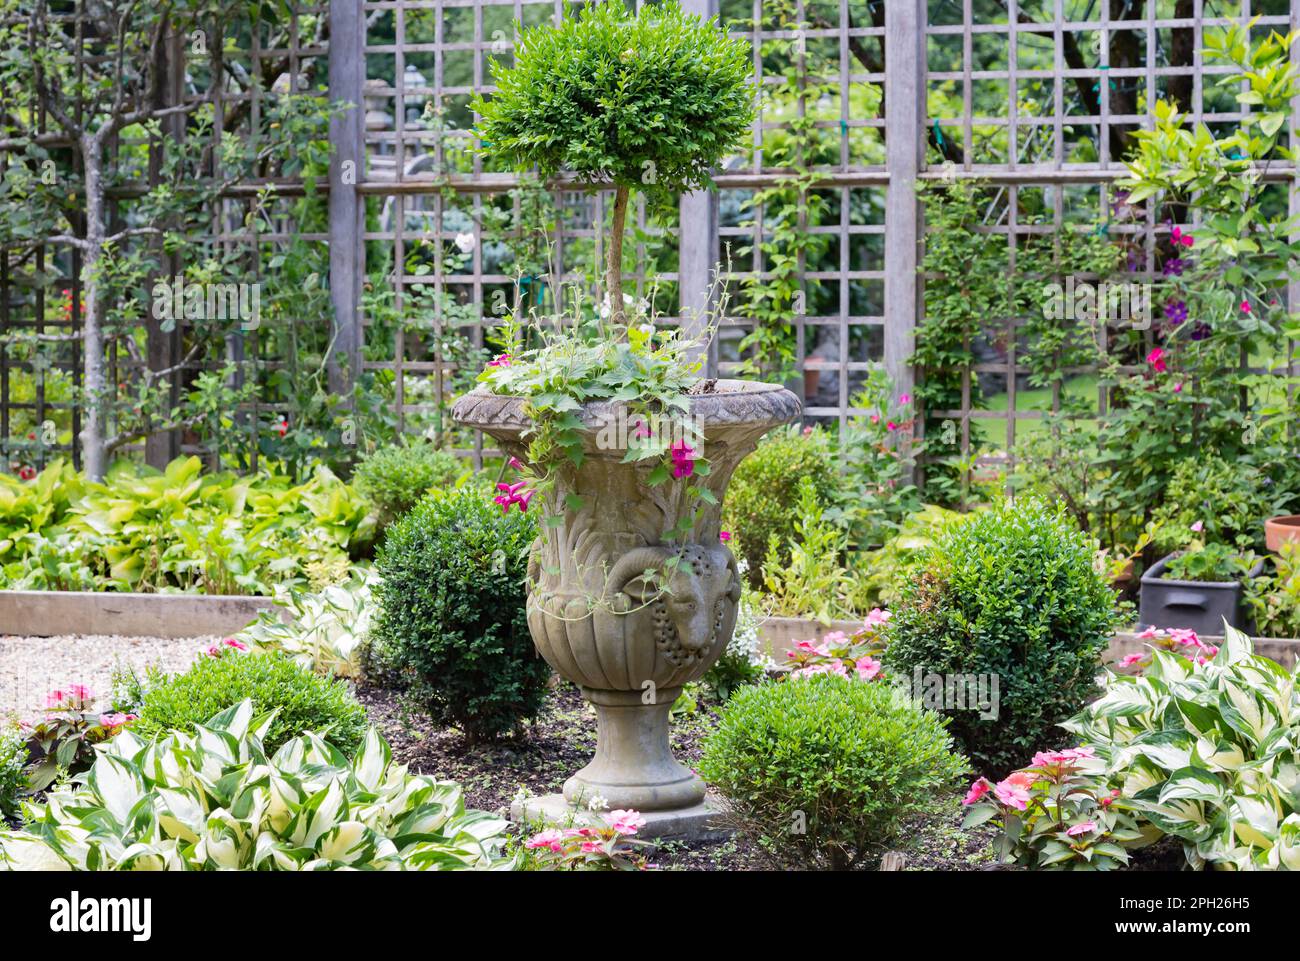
723 425 838 586
0 727 27 820
354 443 463 527
131 650 369 756
699 676 966 870
887 498 1118 777
372 489 545 742
1152 454 1281 553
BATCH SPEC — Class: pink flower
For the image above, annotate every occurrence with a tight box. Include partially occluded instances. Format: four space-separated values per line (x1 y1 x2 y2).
669 440 696 479
632 419 652 439
869 414 880 425
493 479 535 514
1100 789 1121 808
886 421 899 431
993 778 1031 811
1171 225 1194 248
223 638 248 652
98 712 138 731
1169 628 1200 648
45 685 95 708
1119 653 1145 667
508 456 525 471
1066 821 1097 837
1173 382 1183 393
899 393 911 405
863 608 891 628
1136 626 1163 640
524 829 565 853
719 531 732 543
1190 520 1204 533
486 353 512 368
1240 300 1251 314
802 426 814 436
580 840 604 853
854 657 882 681
1147 347 1167 373
963 777 993 806
607 809 646 835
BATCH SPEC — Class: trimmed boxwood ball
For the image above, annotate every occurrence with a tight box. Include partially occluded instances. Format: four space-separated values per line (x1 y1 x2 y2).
887 498 1118 777
353 443 463 529
698 675 967 870
722 425 838 586
372 489 545 742
131 651 369 757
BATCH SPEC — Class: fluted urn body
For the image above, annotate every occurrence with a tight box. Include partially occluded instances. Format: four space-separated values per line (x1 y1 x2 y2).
453 380 800 810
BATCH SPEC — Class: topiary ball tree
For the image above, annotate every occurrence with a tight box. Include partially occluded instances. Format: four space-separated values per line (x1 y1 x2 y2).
472 0 754 325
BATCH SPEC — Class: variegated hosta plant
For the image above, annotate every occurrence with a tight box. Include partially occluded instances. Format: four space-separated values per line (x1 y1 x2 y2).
240 568 378 679
1063 625 1300 871
0 700 510 871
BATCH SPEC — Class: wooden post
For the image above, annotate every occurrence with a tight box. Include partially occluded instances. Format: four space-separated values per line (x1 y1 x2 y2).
328 0 364 403
678 0 720 371
884 0 925 467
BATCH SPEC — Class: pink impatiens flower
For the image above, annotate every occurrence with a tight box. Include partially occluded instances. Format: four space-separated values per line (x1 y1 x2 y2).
854 657 882 681
993 778 1031 811
1119 653 1145 667
45 684 95 708
863 608 891 629
1146 347 1167 373
206 638 249 658
99 712 138 731
524 829 566 853
963 777 993 806
1066 821 1097 837
607 810 647 836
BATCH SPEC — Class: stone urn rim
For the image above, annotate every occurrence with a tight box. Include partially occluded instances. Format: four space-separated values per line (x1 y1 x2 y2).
452 377 802 442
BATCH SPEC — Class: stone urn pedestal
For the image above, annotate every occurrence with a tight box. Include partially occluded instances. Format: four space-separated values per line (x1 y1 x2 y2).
452 380 799 832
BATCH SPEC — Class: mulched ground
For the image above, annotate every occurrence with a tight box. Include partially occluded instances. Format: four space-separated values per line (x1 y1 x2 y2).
355 679 1001 871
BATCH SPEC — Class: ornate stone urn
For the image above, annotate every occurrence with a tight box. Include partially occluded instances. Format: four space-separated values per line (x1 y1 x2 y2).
453 380 800 811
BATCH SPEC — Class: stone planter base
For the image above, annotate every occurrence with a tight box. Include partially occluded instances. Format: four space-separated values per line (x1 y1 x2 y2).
562 687 704 811
512 794 732 842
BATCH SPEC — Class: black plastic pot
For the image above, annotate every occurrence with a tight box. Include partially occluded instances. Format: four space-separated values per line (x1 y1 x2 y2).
1137 553 1265 636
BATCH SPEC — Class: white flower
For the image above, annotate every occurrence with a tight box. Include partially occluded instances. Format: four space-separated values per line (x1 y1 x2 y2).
587 793 609 812
454 231 476 254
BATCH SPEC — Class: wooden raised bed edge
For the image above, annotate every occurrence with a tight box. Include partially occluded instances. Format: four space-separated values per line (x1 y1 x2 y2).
0 590 279 639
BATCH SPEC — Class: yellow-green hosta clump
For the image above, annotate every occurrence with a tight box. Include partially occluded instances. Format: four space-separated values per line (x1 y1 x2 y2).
0 700 510 871
240 568 379 679
1063 625 1300 871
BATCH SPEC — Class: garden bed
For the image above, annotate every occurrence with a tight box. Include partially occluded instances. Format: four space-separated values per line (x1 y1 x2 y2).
353 679 1000 871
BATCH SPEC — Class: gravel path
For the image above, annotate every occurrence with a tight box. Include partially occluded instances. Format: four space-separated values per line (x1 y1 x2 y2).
0 634 215 722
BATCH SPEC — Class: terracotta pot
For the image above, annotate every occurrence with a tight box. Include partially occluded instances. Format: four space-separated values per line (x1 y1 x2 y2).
1265 515 1300 553
453 379 800 810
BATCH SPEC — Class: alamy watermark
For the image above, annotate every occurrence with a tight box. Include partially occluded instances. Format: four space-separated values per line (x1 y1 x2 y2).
892 668 1000 721
151 275 261 330
1041 276 1151 329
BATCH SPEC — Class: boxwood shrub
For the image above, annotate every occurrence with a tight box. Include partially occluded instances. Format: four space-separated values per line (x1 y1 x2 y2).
372 489 545 742
722 425 837 585
0 727 27 820
131 650 369 756
698 675 967 870
353 443 464 528
887 498 1118 776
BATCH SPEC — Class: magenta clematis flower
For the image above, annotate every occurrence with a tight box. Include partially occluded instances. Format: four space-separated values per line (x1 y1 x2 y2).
719 531 732 542
899 393 911 405
486 353 512 368
508 456 525 471
1240 300 1251 314
669 440 696 479
1170 225 1194 248
1146 347 1167 373
493 479 535 514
